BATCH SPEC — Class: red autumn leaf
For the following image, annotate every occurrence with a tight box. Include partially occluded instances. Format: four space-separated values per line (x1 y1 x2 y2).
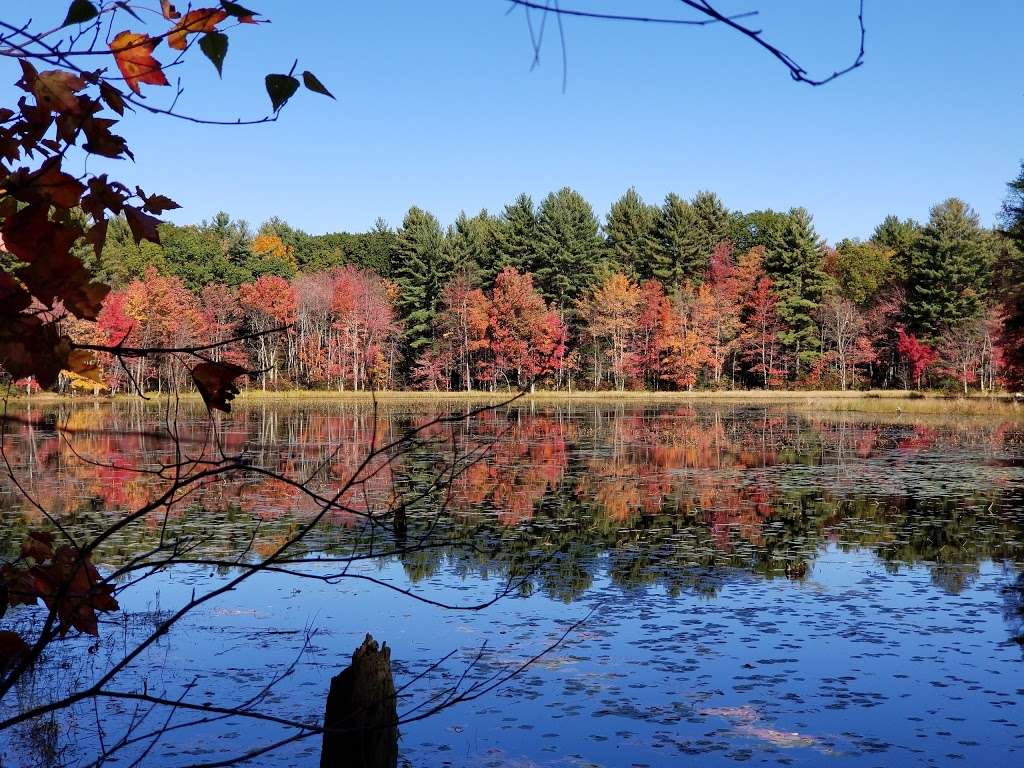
9 157 86 208
0 272 32 315
84 218 108 259
0 631 29 668
32 70 87 114
32 545 119 637
123 204 161 244
109 31 169 95
168 8 227 50
20 531 55 562
0 317 72 388
191 360 248 413
1 204 109 319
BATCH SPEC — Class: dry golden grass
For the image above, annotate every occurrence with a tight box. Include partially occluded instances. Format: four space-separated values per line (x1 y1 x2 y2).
11 388 1023 418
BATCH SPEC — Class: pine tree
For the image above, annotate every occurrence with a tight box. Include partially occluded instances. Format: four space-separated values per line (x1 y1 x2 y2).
871 214 921 282
905 198 993 337
533 187 602 312
394 206 446 364
651 193 691 287
651 191 729 287
759 207 829 376
604 187 658 279
490 194 537 277
445 210 497 287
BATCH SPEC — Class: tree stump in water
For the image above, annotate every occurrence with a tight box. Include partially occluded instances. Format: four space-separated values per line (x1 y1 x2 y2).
320 634 398 768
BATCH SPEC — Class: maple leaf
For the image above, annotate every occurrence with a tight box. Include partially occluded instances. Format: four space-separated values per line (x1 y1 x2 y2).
123 204 161 244
191 360 249 412
135 186 180 215
1 204 109 319
109 31 169 95
32 545 119 637
168 9 227 51
9 157 87 208
0 317 70 388
33 70 87 114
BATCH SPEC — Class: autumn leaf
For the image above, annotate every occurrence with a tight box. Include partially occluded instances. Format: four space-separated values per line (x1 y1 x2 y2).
1 204 109 319
168 8 227 51
0 273 31 315
15 158 87 208
33 70 87 114
0 317 70 389
109 31 169 95
32 545 119 637
99 81 126 115
135 186 180 215
66 348 105 385
123 204 162 244
0 631 29 669
20 531 55 562
191 360 249 412
160 0 181 20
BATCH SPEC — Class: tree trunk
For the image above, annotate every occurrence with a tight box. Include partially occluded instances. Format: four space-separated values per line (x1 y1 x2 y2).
321 634 398 768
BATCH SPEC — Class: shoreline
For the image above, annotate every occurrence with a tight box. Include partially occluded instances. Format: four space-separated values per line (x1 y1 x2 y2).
7 388 1023 417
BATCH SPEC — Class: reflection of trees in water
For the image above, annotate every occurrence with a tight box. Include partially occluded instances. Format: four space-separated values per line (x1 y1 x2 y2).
2 402 1022 606
1004 569 1024 648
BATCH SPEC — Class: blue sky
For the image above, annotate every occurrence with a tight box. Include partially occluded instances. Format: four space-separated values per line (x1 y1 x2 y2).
33 1 1024 242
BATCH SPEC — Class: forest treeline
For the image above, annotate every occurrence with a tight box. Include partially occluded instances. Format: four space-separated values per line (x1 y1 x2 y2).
29 166 1024 394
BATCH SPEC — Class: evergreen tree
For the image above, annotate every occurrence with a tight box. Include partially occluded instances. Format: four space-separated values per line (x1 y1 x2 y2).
533 187 602 312
997 163 1024 387
394 206 446 363
871 214 921 282
359 218 398 278
604 187 658 279
652 191 729 286
905 198 993 337
651 193 693 286
490 194 537 276
445 210 497 286
688 190 730 273
759 208 829 375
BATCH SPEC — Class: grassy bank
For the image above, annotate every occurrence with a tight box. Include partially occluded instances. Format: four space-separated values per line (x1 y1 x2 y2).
9 388 1023 417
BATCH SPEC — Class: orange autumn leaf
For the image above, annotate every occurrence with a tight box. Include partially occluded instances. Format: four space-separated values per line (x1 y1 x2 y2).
109 31 169 95
168 8 228 50
160 0 181 20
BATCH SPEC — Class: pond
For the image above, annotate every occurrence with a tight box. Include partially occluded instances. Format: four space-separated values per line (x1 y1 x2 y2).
1 399 1023 767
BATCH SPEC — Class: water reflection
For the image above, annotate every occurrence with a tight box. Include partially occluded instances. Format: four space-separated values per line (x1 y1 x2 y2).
1 400 1023 765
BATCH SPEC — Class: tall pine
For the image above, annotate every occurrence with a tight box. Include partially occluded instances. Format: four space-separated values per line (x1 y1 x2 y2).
533 187 602 313
490 194 537 277
905 198 993 337
759 208 829 376
604 187 658 279
394 206 446 365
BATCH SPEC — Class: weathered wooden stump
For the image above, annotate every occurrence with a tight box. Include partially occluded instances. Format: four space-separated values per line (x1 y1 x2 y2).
320 634 398 768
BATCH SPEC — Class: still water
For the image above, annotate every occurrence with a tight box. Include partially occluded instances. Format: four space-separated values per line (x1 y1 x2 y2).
1 400 1022 767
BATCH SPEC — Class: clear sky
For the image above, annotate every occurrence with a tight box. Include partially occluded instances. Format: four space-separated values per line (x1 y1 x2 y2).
37 1 1024 242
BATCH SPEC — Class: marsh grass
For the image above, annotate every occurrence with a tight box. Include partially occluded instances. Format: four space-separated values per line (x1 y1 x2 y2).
11 388 1023 417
